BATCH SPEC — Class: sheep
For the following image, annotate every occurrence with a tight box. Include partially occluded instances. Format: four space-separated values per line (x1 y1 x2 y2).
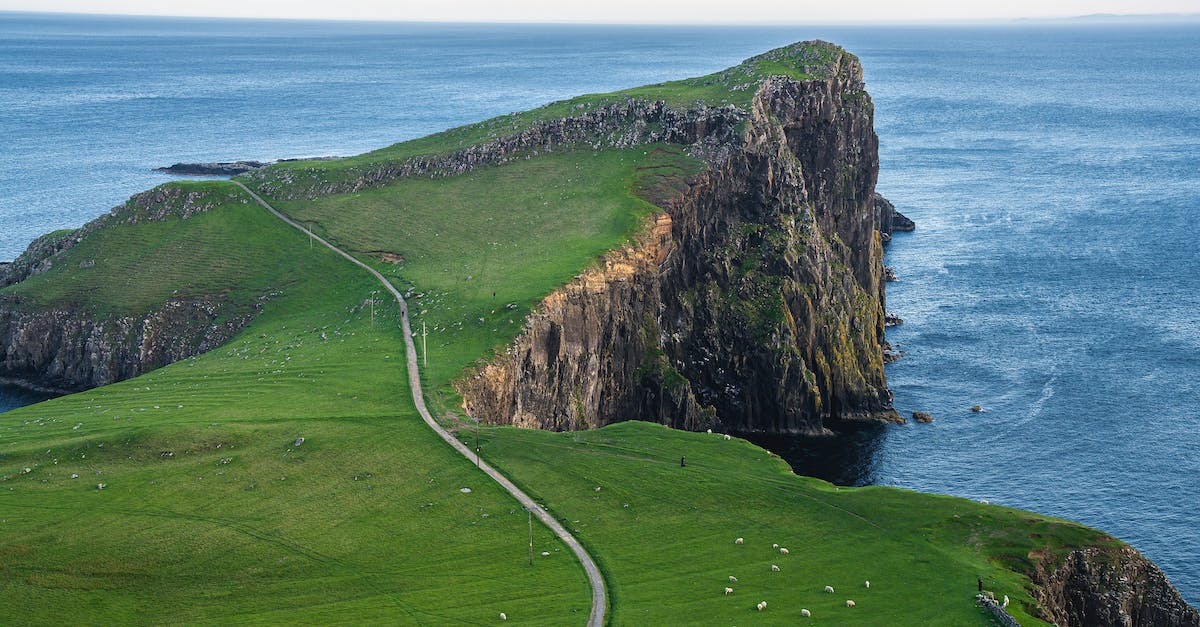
772 543 780 549
706 428 713 433
1002 595 1010 608
724 434 732 440
846 600 856 607
824 585 835 594
865 580 870 589
770 564 780 572
779 547 789 555
499 612 507 621
980 499 990 505
756 601 767 611
729 576 738 583
735 537 744 545
801 608 812 617
725 587 734 595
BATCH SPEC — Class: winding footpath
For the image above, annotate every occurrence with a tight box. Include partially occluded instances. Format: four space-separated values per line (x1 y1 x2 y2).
234 182 608 626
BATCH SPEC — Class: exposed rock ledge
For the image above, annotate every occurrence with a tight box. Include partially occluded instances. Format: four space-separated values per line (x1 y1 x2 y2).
1033 545 1199 627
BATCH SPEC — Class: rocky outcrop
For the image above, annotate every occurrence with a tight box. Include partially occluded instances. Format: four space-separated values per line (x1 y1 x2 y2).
0 294 258 392
459 45 901 435
0 183 253 392
1033 545 1200 627
875 192 914 237
156 161 269 176
246 100 747 201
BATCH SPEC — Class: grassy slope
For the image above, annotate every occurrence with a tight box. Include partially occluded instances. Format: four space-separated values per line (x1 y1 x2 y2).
0 182 589 624
2 181 294 319
479 421 1112 625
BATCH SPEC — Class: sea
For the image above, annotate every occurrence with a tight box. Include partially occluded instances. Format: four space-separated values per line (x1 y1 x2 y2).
2 12 1197 603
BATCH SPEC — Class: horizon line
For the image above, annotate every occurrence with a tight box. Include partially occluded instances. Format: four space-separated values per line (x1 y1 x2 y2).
4 8 1200 27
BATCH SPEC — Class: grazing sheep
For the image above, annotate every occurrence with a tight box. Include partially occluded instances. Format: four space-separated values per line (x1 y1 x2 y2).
735 537 744 545
724 434 732 440
824 585 834 594
801 608 811 617
770 564 780 572
706 428 713 433
499 612 507 621
772 543 780 549
725 587 734 595
780 547 789 555
729 576 738 583
756 601 767 611
980 499 990 505
1002 595 1010 608
865 580 870 589
846 600 856 607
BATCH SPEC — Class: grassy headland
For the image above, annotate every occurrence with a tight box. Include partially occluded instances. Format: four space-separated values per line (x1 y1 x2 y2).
0 41 1126 625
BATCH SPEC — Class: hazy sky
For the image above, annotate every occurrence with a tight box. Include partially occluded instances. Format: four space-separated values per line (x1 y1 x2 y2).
1 0 1196 23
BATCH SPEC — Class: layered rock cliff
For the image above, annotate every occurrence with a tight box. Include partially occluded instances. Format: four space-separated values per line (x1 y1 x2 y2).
0 185 259 392
1033 545 1200 627
458 45 901 434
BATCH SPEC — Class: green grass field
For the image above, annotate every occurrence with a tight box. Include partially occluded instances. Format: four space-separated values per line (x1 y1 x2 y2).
477 421 1111 625
0 182 590 624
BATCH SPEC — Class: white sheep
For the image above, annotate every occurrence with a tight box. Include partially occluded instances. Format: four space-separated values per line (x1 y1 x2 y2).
801 608 811 617
706 428 713 433
779 547 789 555
770 564 780 572
725 587 734 595
756 601 767 611
824 585 834 594
865 580 870 589
735 537 744 545
772 543 780 549
1002 595 1010 608
729 576 738 583
724 434 732 440
846 600 856 607
980 499 990 505
499 612 507 621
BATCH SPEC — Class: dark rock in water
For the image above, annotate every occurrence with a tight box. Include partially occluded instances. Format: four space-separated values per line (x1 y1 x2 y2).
874 192 915 238
882 343 904 363
883 266 898 282
884 312 904 327
156 161 269 176
971 405 983 412
912 411 933 423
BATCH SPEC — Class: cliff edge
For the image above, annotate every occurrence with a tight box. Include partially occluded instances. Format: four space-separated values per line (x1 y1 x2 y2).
458 42 900 434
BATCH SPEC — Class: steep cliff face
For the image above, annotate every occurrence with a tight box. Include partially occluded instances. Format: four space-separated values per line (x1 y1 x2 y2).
0 184 258 392
1033 545 1200 627
0 295 257 392
459 49 900 434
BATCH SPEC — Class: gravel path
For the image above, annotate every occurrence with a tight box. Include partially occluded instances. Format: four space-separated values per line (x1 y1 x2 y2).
235 181 607 626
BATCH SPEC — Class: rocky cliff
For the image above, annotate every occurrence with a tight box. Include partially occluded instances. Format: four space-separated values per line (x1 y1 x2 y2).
1034 545 1199 627
0 184 259 392
458 45 901 434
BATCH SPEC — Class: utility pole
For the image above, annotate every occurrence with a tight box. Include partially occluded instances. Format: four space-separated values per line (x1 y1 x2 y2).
474 418 480 467
527 508 534 567
422 320 428 369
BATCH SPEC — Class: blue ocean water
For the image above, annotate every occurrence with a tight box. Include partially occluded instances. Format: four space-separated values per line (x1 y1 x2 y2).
1 13 1196 603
